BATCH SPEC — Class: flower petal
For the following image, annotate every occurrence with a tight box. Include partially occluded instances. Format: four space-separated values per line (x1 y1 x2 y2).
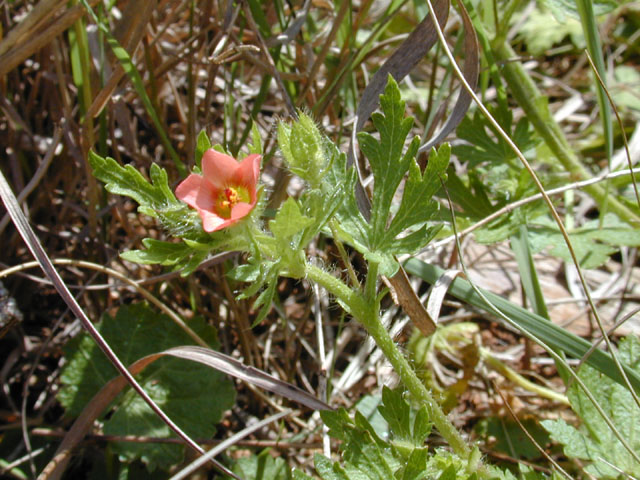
229 202 254 221
175 174 209 208
233 154 261 201
198 209 229 232
202 150 240 189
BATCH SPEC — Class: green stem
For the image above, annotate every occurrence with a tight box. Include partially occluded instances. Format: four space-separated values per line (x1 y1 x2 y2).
305 263 368 321
364 260 379 305
480 348 569 405
491 41 640 226
329 219 361 289
304 262 476 466
359 300 472 461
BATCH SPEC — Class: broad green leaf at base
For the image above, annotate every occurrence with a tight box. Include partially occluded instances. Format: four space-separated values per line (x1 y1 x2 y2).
58 303 235 472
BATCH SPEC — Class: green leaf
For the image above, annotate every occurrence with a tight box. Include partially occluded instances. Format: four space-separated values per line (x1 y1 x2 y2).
313 454 351 480
89 151 181 213
400 448 429 480
528 215 640 269
252 276 278 326
195 129 212 169
325 151 371 256
270 198 314 241
333 76 449 273
358 76 416 246
542 335 640 478
293 470 315 480
248 121 264 155
120 239 193 266
515 7 585 55
378 387 432 451
540 0 618 22
58 303 235 471
612 66 640 112
233 450 292 480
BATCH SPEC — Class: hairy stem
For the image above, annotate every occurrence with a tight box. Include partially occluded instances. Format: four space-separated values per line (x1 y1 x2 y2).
304 262 476 465
359 299 472 461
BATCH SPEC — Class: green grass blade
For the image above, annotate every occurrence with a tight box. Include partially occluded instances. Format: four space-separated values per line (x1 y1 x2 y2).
510 225 549 319
576 0 613 224
79 0 187 176
510 225 570 384
404 258 640 394
576 0 613 164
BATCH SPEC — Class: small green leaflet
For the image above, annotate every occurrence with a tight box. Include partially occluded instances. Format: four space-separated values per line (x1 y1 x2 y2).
270 197 314 241
377 387 432 454
542 335 640 479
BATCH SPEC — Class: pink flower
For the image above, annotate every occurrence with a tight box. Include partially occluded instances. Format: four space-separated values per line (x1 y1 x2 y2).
175 150 261 232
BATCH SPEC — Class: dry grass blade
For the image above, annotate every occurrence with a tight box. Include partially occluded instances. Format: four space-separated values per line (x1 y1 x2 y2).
352 0 450 134
0 169 217 479
0 0 68 56
426 269 466 326
39 345 329 479
164 346 331 411
585 51 640 208
0 0 101 77
419 0 479 153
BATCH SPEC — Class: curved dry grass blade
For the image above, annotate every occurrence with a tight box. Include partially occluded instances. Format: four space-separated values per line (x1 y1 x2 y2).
0 127 62 235
352 0 450 135
169 409 292 480
0 169 212 480
386 267 437 336
493 380 573 480
38 354 237 480
585 51 640 208
419 0 478 153
426 268 466 326
40 346 329 480
164 346 331 411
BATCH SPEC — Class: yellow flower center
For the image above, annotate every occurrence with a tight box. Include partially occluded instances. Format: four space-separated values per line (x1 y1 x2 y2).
216 185 250 218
